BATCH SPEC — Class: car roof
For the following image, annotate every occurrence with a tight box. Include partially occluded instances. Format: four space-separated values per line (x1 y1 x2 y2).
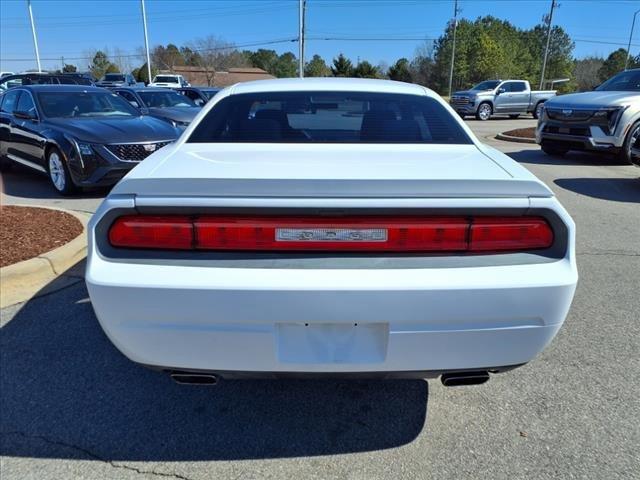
117 86 176 92
229 77 431 96
18 85 109 93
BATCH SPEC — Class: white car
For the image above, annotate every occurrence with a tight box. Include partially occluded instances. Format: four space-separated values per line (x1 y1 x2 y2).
148 74 189 89
86 78 578 386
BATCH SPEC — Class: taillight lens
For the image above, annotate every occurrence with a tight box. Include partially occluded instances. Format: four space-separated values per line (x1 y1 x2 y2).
469 217 554 252
109 216 193 250
108 215 553 253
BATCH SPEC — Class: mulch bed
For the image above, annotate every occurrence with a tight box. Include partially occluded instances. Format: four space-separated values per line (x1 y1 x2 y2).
502 127 535 139
0 205 83 268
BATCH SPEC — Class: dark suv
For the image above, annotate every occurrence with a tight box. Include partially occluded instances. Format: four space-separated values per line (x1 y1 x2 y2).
0 73 94 92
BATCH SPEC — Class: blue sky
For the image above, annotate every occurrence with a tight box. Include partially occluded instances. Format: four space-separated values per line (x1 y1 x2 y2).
1 0 639 73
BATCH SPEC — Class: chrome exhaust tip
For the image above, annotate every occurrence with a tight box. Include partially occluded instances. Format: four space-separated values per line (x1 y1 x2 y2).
441 371 490 387
170 372 218 385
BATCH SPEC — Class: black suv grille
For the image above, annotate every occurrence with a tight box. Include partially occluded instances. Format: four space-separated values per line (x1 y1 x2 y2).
106 142 172 162
546 108 594 122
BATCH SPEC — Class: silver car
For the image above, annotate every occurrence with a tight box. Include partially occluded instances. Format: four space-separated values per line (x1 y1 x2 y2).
536 69 640 166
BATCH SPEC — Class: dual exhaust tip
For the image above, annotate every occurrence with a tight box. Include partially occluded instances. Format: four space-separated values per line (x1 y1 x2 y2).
169 371 490 386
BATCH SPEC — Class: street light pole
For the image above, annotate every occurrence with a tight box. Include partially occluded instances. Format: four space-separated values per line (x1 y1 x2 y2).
447 0 460 98
299 0 306 78
625 8 640 70
27 0 41 72
141 0 152 83
540 0 557 90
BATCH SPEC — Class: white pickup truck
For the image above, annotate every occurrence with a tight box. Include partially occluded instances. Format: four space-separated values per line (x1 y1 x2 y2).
148 74 190 89
451 79 557 121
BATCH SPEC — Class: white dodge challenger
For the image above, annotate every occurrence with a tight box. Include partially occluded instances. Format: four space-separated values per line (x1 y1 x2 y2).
86 78 578 386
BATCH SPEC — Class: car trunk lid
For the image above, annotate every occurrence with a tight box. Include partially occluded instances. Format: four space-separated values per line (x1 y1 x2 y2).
112 144 552 198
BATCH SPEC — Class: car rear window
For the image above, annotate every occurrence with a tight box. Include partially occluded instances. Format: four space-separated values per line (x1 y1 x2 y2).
188 91 472 144
154 76 179 83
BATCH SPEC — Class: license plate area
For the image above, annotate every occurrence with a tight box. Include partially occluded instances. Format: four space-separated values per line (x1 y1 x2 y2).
276 323 389 364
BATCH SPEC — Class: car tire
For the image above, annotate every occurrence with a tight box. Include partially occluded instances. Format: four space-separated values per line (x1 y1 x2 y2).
532 102 544 119
509 114 520 119
541 144 569 157
46 147 77 195
475 103 492 121
618 120 640 165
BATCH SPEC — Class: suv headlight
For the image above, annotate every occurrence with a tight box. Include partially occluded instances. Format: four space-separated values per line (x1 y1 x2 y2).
593 107 627 135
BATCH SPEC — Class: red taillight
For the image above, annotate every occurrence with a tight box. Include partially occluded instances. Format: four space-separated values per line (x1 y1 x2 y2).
108 215 553 253
109 216 193 250
469 217 554 252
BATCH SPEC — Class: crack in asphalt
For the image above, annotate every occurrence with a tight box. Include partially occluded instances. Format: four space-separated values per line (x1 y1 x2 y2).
579 251 640 257
2 431 194 480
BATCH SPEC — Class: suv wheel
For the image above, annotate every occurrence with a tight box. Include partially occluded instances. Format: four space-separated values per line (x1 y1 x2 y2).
619 121 640 165
533 102 544 119
541 144 569 157
47 148 77 195
476 103 492 121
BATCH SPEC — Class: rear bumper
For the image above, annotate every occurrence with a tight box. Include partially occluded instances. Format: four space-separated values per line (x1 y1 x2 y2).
87 251 576 374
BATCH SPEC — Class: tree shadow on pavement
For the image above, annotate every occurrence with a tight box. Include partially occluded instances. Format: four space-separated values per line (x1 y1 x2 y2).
507 149 629 166
554 177 640 203
0 263 428 462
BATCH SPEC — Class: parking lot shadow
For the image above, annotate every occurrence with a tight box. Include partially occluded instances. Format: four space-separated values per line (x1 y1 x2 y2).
554 177 640 203
1 166 107 200
0 264 428 462
507 149 630 166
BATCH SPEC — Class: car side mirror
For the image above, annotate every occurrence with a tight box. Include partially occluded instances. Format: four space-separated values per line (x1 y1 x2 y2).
13 110 37 120
497 87 506 95
140 107 149 115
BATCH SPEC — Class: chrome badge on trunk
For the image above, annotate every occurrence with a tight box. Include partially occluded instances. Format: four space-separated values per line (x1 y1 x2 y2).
276 228 388 242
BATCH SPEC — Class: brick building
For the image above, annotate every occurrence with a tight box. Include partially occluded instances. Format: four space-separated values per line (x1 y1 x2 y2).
171 66 275 87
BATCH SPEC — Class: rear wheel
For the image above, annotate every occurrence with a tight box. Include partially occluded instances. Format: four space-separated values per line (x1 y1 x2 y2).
476 103 492 121
532 102 544 119
46 147 77 195
541 144 569 157
509 114 520 119
618 120 640 165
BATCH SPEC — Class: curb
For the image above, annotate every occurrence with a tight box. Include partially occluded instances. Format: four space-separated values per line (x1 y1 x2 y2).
495 132 537 144
0 206 91 308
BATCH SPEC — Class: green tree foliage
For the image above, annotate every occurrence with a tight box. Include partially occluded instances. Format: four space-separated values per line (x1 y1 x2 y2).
62 63 77 73
244 49 298 77
387 58 412 82
331 54 353 77
304 54 331 77
598 49 639 81
180 46 202 66
431 16 574 94
133 63 158 84
353 60 380 78
152 43 185 71
89 51 119 79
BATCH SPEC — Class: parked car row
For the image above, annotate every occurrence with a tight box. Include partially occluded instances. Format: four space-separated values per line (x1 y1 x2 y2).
0 85 181 194
0 72 94 91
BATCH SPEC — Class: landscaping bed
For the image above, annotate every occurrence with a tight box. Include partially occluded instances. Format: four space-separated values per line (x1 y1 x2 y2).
0 205 83 267
502 127 535 139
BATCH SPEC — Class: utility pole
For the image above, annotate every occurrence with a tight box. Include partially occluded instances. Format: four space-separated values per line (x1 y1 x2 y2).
299 0 306 78
447 0 460 98
625 8 640 70
27 0 41 72
540 0 557 90
141 0 152 82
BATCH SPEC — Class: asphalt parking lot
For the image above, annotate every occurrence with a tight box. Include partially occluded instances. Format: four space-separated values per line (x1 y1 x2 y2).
1 117 639 480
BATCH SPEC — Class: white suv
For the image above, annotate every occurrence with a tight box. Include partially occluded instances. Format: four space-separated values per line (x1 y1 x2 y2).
148 74 190 89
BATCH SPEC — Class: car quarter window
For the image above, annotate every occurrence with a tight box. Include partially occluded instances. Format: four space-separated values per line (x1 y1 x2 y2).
1 89 21 113
188 91 473 144
117 90 140 107
16 90 37 116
